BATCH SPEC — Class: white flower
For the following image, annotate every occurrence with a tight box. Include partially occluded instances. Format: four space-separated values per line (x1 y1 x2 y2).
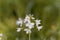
16 18 22 26
37 26 43 31
24 18 30 24
0 33 3 37
24 18 31 27
28 23 34 29
24 29 31 34
16 28 23 32
25 22 34 29
35 19 41 27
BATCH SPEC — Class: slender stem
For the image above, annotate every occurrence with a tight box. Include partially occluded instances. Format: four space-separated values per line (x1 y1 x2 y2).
29 33 31 40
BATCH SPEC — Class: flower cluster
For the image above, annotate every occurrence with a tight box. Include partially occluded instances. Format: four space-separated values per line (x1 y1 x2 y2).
16 14 43 34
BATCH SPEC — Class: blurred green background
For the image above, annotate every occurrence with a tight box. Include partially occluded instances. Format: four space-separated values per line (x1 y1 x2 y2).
0 0 60 40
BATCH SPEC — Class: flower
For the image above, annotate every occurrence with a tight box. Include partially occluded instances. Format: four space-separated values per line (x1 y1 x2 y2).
24 18 30 24
25 21 34 29
16 14 43 33
25 22 35 29
16 28 23 32
24 18 31 27
24 29 31 34
16 18 22 27
28 23 34 29
37 26 43 31
35 19 41 27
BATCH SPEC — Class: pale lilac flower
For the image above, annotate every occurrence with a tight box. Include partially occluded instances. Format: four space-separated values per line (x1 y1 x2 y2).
37 26 43 31
24 29 31 34
25 22 34 29
16 28 23 32
35 19 41 27
24 18 31 27
24 18 30 24
16 18 22 26
28 23 34 29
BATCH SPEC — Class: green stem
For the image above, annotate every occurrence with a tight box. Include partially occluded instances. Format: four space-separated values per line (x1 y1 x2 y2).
29 33 31 40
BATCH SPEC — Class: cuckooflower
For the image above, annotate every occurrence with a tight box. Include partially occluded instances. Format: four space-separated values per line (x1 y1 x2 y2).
16 18 22 27
16 14 43 33
35 19 41 27
37 26 43 31
24 18 30 24
28 23 34 29
25 21 34 29
24 18 31 27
